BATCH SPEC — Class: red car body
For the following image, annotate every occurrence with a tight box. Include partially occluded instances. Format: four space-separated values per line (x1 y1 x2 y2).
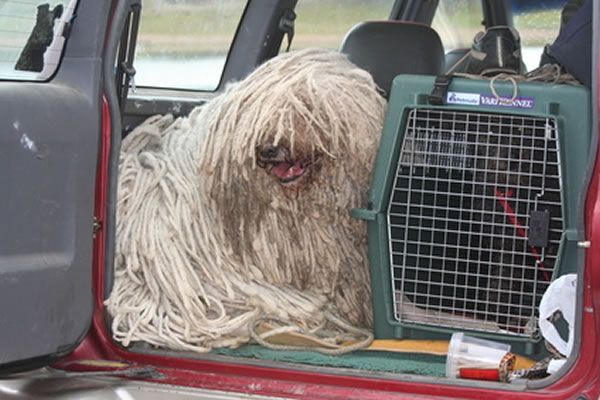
2 1 599 398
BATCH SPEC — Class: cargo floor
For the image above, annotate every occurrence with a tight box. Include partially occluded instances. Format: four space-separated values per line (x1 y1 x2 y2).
213 345 447 376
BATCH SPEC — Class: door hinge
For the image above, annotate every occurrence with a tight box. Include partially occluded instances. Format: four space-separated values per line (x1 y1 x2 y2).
93 217 103 236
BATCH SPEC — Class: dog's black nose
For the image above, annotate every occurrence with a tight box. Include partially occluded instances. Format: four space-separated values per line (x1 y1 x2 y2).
260 145 279 159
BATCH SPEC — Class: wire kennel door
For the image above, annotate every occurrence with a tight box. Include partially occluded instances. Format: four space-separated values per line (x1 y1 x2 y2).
388 108 563 338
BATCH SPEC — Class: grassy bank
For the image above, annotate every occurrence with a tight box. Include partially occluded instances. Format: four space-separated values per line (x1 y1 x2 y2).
136 0 561 57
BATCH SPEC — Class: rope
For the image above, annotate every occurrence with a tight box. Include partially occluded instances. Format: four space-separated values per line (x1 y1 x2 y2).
249 308 374 355
489 74 518 102
106 49 386 353
453 63 581 102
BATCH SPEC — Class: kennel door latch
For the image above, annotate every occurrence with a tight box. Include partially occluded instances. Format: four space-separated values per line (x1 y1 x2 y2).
351 208 377 221
564 229 590 248
529 210 550 247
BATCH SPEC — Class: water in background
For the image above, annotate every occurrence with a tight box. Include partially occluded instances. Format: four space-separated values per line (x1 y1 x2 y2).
132 48 546 92
134 56 226 91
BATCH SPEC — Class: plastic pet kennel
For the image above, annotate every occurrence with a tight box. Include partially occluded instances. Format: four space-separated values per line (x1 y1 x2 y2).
353 75 591 355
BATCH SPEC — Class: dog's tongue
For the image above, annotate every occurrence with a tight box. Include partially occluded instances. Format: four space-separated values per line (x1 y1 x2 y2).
271 161 305 180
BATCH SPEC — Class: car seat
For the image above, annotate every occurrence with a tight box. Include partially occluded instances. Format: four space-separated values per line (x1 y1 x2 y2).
340 21 444 98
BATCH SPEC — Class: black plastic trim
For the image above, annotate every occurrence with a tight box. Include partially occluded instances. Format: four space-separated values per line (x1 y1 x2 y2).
398 0 439 24
102 0 139 300
482 0 513 27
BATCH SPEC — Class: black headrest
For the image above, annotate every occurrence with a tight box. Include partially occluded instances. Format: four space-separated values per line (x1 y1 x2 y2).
340 21 445 96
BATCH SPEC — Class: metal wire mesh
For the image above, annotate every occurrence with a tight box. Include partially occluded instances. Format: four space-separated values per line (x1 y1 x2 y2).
388 108 563 338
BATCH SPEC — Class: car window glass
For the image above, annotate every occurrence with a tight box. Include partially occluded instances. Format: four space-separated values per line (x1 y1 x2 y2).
0 0 77 81
289 0 396 51
431 0 484 51
511 1 562 71
134 0 247 91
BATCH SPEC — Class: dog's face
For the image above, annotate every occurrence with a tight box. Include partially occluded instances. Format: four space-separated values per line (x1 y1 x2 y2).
255 142 323 188
198 48 385 216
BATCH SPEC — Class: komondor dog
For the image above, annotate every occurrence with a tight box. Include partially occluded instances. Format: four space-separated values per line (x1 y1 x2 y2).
106 49 386 353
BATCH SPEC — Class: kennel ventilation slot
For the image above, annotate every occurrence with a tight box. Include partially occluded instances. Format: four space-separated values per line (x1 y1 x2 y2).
388 108 563 339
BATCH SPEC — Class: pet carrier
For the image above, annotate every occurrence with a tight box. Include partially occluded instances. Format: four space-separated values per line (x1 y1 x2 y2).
354 75 591 354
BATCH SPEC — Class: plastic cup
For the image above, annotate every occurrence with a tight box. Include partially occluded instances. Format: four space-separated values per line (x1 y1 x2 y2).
445 332 511 379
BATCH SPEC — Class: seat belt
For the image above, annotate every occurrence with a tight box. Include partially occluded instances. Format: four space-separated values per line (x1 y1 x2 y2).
115 0 141 117
279 9 296 52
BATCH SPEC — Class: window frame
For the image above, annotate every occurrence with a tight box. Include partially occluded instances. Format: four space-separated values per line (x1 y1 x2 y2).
127 0 300 103
131 0 251 94
392 0 512 28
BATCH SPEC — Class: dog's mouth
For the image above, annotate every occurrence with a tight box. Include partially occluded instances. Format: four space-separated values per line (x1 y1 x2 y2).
256 144 321 186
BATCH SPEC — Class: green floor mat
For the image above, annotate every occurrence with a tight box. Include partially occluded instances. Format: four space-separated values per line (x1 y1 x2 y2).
214 345 447 376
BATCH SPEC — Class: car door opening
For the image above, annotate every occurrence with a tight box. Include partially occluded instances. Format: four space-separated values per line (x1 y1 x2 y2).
100 0 595 390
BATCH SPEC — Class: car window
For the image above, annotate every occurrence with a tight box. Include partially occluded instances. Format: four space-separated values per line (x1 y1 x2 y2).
289 0 396 51
511 1 563 71
0 0 77 81
431 0 484 51
134 0 247 91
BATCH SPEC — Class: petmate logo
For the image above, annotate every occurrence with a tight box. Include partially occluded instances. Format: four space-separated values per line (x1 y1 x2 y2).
446 91 481 106
480 94 535 109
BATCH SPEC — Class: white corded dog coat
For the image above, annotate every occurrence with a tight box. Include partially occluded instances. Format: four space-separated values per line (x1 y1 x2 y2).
106 49 386 352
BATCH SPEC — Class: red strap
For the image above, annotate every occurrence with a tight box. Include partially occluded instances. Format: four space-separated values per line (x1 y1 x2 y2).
494 188 550 281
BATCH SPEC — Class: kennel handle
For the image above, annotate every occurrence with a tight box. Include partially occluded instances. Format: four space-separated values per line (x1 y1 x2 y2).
351 208 377 221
